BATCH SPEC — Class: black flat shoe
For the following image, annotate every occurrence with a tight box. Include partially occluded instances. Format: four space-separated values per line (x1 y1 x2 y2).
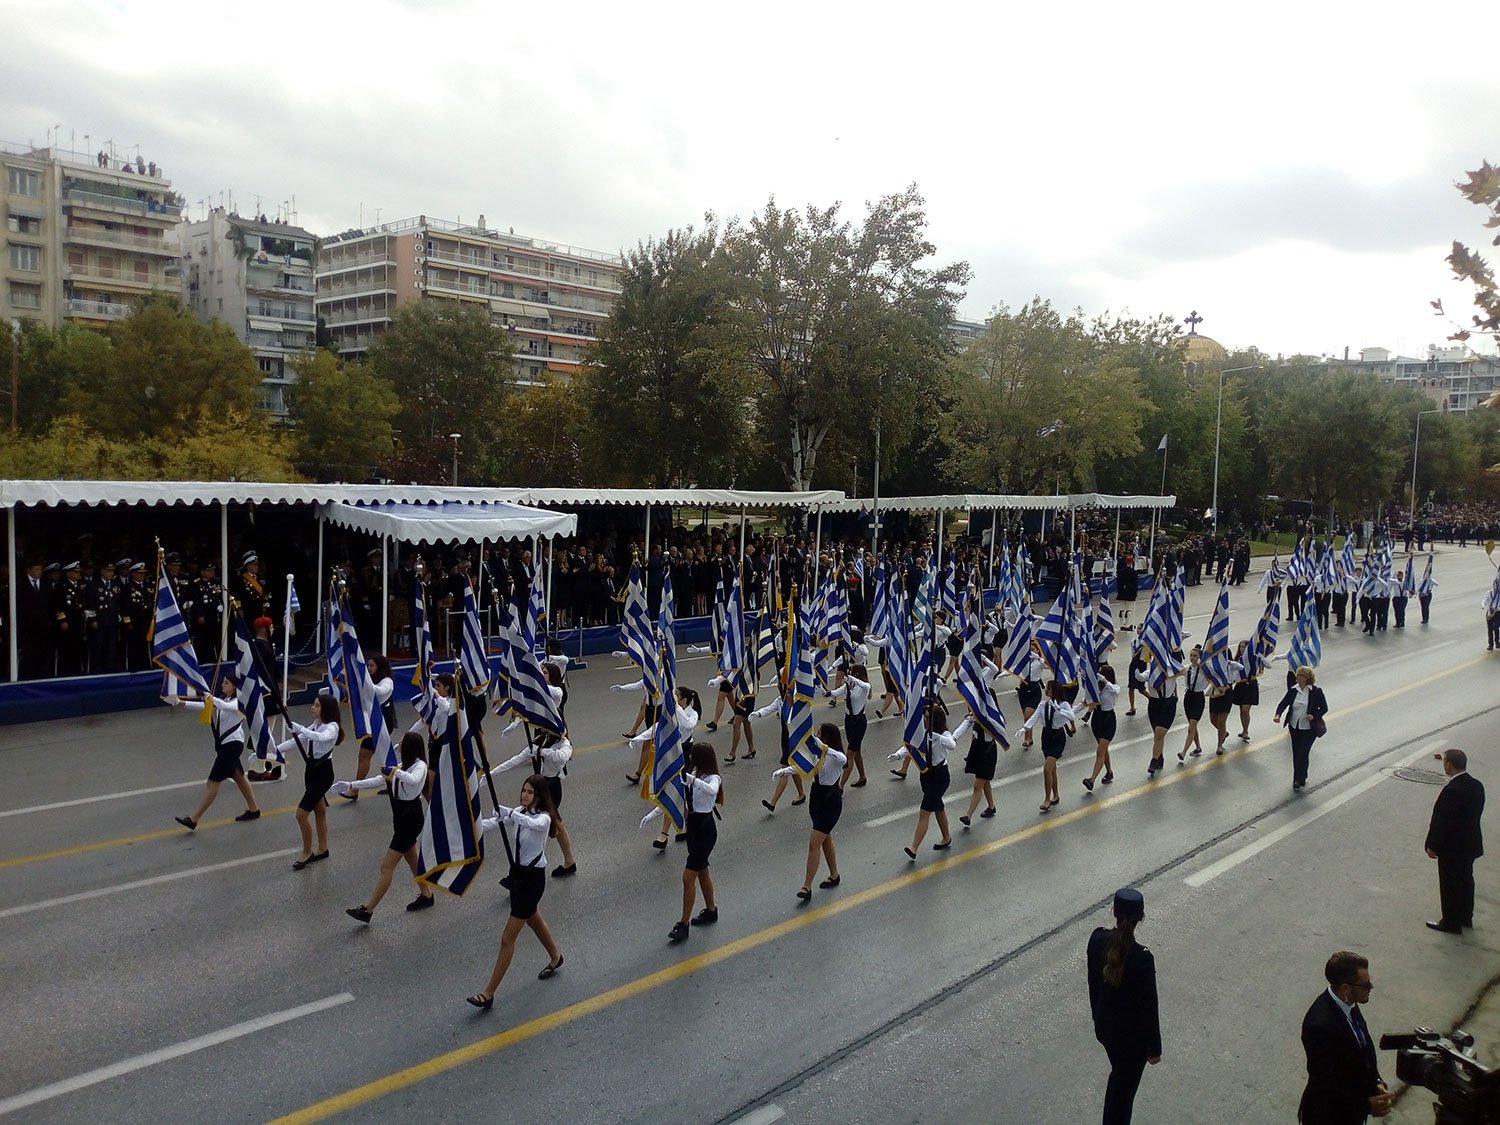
691 908 718 926
310 850 330 863
705 722 718 732
1426 920 1462 935
292 855 315 870
175 816 197 831
538 956 564 979
851 778 867 788
1190 748 1202 757
1102 772 1114 784
652 837 669 850
742 750 756 760
234 809 260 822
668 922 690 943
959 815 971 828
552 863 577 877
796 888 812 902
904 847 917 860
890 769 906 780
625 773 642 785
761 799 776 813
1039 803 1051 814
675 832 687 842
466 993 493 1009
932 840 952 851
406 894 435 912
346 905 372 924
723 755 737 764
980 807 996 818
819 876 841 889
338 791 358 801
790 797 806 806
1082 777 1095 792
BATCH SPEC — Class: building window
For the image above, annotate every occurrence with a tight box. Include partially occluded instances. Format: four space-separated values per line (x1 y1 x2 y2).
8 245 40 272
5 166 41 196
134 260 148 282
8 283 41 309
6 214 41 236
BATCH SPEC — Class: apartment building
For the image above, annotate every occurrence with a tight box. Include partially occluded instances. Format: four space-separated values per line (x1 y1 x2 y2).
1 141 181 328
1331 345 1500 414
181 209 316 415
316 214 622 383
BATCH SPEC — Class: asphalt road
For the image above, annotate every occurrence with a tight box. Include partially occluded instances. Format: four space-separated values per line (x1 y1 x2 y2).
1 548 1496 1124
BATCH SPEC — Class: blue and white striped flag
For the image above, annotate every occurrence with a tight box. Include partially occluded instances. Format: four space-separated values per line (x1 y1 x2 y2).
901 626 933 772
1092 594 1116 664
283 576 301 638
754 611 776 675
913 564 934 637
1140 570 1184 685
1418 552 1435 596
1315 542 1338 594
1249 599 1281 678
1286 592 1322 669
495 603 566 738
231 610 277 764
870 562 891 643
1002 607 1037 676
1200 580 1237 689
524 565 545 654
152 557 208 702
460 578 493 699
411 579 437 727
620 564 659 697
659 569 677 665
710 578 726 656
338 593 397 770
649 623 688 827
956 593 1008 745
417 701 484 895
1338 536 1357 589
325 587 348 703
785 607 820 776
720 575 750 698
1400 557 1416 598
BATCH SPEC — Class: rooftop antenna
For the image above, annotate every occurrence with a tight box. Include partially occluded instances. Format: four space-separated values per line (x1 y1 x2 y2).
374 207 382 224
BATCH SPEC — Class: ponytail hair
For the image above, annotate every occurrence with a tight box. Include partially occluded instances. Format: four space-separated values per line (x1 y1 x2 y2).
1102 916 1139 987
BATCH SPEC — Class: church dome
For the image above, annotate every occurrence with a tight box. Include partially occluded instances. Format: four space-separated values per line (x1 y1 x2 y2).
1176 332 1229 364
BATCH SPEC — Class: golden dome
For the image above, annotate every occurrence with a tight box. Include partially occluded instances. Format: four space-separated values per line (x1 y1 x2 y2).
1176 333 1229 364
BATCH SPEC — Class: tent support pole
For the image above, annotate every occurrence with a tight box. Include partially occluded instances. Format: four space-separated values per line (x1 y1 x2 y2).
380 533 389 656
314 508 325 648
219 503 229 669
6 506 17 681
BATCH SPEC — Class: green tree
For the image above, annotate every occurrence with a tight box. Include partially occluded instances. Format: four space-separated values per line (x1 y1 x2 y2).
367 301 516 484
727 186 969 490
501 375 596 486
284 349 400 481
4 319 109 436
941 300 1149 493
64 294 263 440
578 225 756 485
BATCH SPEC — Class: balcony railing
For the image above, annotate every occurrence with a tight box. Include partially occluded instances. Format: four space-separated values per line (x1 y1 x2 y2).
316 251 394 274
65 297 135 319
422 246 622 293
64 189 179 220
65 226 179 255
65 265 167 290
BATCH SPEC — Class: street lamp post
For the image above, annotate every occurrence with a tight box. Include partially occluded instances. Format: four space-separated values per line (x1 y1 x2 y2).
448 432 462 486
1409 409 1442 531
1210 366 1258 537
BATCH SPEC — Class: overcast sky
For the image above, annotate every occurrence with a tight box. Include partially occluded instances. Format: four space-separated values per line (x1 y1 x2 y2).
5 0 1497 359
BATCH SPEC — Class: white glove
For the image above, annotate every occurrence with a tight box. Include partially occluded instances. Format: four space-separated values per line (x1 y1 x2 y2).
169 697 184 709
329 780 351 795
772 766 793 778
609 683 625 692
640 807 663 828
611 650 629 659
888 748 909 763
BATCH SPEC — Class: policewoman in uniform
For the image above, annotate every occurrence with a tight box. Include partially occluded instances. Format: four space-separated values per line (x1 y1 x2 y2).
1086 887 1162 1125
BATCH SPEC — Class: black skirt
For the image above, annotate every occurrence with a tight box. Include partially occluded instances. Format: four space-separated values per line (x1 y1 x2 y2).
685 810 717 871
919 761 951 812
299 756 335 812
208 741 245 783
1208 691 1234 716
1017 681 1042 710
1231 679 1260 707
1183 690 1206 721
508 864 546 919
546 774 563 812
1090 709 1117 742
1146 696 1178 731
389 795 424 853
945 634 963 657
732 694 756 719
1041 725 1067 759
844 711 868 754
963 735 998 781
809 782 843 834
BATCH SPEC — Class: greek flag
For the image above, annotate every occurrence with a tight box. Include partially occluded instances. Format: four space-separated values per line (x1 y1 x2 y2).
459 578 493 699
338 593 396 771
1249 599 1281 678
231 610 277 764
494 603 566 738
1286 593 1322 669
1257 552 1284 593
1035 586 1076 685
524 565 545 653
650 631 688 828
1200 580 1237 689
710 578 726 656
940 558 958 619
1139 571 1184 685
658 569 678 668
721 575 750 698
411 580 437 727
901 623 933 773
620 564 658 697
784 608 820 776
754 611 776 675
870 561 891 643
913 564 934 638
1014 542 1033 610
1418 552 1435 596
996 541 1014 615
956 594 1008 745
417 701 484 896
1092 594 1116 664
1399 557 1416 598
284 577 300 638
1338 536 1357 588
324 588 347 703
1002 607 1037 676
152 559 208 702
1315 541 1338 594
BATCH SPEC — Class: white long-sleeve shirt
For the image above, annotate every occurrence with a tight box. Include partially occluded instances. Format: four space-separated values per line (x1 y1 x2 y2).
347 759 428 800
1091 680 1121 712
830 679 871 715
1022 699 1077 732
182 696 244 744
277 719 339 760
891 726 960 767
481 805 552 866
686 772 722 813
371 676 394 706
628 705 699 752
490 737 574 779
812 742 848 787
409 694 457 738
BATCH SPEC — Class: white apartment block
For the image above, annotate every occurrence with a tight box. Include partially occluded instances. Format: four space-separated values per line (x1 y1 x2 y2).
1331 345 1500 414
180 209 316 415
2 141 181 328
315 214 622 384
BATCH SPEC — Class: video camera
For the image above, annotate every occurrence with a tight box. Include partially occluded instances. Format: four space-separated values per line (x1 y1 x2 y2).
1380 1028 1500 1124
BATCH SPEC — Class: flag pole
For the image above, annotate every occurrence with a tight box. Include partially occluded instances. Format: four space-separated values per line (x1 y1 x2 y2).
281 574 293 725
1148 437 1167 573
457 663 514 866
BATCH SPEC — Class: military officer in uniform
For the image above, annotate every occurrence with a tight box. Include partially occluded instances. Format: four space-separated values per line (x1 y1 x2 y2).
121 560 153 671
235 550 267 624
191 560 224 666
54 561 88 676
87 558 121 674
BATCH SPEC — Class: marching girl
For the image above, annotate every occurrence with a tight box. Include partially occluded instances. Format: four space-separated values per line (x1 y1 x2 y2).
467 774 565 1008
750 660 807 811
704 671 735 734
827 663 872 787
936 611 962 683
172 673 261 829
1230 640 1259 742
1125 626 1148 716
1022 681 1077 813
1177 646 1206 763
341 654 397 803
866 631 904 721
1016 648 1046 749
666 744 724 944
1131 652 1181 776
418 673 459 801
1082 663 1120 791
610 671 660 783
775 723 847 901
892 706 963 858
623 685 700 849
715 673 758 764
830 626 870 703
334 731 434 921
491 678 580 876
276 692 344 870
959 656 1007 825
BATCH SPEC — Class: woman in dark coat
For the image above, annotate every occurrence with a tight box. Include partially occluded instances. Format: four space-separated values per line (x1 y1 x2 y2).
1086 887 1162 1125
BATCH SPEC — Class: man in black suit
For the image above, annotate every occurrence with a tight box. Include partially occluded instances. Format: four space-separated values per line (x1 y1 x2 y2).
1425 747 1485 934
1299 950 1391 1123
16 559 51 679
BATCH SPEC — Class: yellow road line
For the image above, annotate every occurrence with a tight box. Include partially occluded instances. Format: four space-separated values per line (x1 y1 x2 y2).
0 806 301 870
273 653 1486 1123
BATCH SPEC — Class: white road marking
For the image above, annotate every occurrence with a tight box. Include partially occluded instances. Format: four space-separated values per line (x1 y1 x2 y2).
1182 740 1445 888
0 780 205 819
0 992 355 1116
730 1106 787 1125
0 849 299 920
